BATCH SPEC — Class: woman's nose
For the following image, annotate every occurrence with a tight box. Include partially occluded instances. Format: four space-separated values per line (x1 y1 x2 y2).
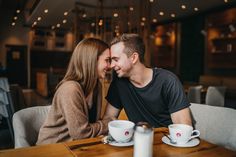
106 62 111 69
110 61 114 68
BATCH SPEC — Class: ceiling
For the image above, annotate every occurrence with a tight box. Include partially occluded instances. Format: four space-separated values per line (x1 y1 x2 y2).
3 0 236 30
0 0 26 9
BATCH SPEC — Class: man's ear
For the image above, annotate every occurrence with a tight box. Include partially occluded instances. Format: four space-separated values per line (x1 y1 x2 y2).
131 52 139 64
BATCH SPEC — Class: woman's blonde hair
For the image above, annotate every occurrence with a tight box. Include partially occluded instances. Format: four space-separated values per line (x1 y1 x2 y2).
57 38 109 96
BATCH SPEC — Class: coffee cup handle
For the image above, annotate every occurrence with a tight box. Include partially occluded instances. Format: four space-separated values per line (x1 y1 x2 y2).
190 130 200 139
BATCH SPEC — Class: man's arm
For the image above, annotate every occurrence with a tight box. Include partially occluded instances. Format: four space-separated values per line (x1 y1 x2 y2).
103 103 121 119
170 107 192 126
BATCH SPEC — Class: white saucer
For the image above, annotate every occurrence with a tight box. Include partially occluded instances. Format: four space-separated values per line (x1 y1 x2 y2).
108 140 134 147
162 136 200 147
102 136 134 147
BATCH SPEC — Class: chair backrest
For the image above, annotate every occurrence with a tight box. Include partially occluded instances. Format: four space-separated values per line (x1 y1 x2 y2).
12 105 51 148
9 84 27 112
190 103 236 151
187 85 203 104
0 77 15 141
205 86 226 107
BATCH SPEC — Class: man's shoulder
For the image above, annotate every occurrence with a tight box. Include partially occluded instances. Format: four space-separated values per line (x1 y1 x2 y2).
153 67 177 79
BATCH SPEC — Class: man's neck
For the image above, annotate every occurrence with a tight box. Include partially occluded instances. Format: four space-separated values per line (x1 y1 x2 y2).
129 64 153 88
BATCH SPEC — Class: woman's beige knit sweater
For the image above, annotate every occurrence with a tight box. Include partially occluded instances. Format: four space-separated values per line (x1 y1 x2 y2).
36 81 112 145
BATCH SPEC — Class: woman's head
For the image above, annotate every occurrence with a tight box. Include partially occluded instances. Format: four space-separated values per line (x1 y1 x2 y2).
60 38 109 96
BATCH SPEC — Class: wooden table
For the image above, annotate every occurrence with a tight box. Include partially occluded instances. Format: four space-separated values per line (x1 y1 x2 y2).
0 128 235 157
0 143 74 157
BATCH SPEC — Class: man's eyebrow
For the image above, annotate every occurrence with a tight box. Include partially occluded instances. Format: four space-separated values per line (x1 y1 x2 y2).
111 57 119 60
111 56 118 60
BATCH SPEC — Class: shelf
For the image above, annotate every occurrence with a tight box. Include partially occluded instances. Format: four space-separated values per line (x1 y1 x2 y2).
207 22 236 29
31 49 72 53
156 45 172 47
212 38 236 42
206 7 236 70
210 51 236 54
207 7 236 27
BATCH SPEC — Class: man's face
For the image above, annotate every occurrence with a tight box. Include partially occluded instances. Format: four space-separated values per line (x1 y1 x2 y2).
110 42 133 77
97 48 110 79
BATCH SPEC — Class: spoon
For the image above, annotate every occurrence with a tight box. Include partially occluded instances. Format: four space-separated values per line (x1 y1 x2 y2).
163 133 177 144
102 134 115 144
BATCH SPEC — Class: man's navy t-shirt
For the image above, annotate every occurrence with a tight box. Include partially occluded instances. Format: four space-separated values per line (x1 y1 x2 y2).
106 68 190 127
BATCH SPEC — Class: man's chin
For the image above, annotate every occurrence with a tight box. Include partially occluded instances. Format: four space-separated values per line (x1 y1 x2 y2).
114 70 123 77
116 73 124 78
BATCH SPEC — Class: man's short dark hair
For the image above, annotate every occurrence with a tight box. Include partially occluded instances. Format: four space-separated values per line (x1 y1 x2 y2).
110 34 145 63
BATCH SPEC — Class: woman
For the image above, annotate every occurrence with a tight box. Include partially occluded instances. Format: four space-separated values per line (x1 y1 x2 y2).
37 38 112 145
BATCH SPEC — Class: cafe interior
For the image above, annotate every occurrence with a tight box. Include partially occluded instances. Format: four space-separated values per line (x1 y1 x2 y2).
0 0 236 156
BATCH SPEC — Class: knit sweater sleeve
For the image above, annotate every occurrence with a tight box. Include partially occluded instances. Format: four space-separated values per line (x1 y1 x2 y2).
55 81 112 139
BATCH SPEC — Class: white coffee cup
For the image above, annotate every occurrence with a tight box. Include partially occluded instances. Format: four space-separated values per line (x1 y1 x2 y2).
168 124 200 144
108 120 135 143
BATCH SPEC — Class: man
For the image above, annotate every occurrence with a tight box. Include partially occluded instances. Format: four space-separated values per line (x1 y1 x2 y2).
104 33 192 127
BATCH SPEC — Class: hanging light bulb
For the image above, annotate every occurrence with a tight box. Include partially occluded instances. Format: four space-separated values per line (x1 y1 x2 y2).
99 19 103 26
229 24 235 32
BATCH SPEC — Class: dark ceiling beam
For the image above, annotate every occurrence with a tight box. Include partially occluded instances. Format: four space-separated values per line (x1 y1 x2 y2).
75 1 128 10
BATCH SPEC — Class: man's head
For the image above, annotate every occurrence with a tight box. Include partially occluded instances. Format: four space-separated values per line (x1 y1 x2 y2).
110 34 145 63
110 34 145 77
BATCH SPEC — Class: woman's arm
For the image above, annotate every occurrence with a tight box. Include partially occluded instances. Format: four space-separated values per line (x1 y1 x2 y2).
56 82 113 139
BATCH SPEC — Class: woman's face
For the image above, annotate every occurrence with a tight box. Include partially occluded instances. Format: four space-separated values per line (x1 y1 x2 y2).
97 48 110 79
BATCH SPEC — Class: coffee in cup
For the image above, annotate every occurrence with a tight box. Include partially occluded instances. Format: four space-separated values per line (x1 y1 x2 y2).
108 120 135 143
168 124 200 144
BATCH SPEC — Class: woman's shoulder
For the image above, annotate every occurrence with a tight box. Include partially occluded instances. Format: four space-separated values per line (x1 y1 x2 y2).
57 81 83 94
60 80 80 87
